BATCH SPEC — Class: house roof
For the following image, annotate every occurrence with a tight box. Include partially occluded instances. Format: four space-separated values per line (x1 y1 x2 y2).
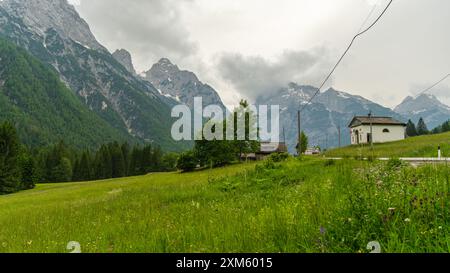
259 142 288 154
348 116 406 128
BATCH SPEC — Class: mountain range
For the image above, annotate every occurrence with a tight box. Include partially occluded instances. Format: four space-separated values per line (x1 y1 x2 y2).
0 0 448 152
258 84 449 152
257 84 403 152
0 0 225 150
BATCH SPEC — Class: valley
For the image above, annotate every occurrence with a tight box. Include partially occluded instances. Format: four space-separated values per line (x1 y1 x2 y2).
0 142 448 252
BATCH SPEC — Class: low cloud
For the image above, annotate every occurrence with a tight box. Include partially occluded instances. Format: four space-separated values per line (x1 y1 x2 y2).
74 0 197 72
216 48 333 102
411 83 450 106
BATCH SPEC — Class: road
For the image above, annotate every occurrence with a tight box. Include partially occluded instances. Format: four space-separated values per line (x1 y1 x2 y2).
326 157 449 167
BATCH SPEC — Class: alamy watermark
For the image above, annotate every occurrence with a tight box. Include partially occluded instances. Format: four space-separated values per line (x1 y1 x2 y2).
171 97 280 143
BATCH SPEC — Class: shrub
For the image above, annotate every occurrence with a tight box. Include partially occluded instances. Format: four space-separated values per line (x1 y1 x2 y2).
269 152 289 163
386 158 403 170
176 151 198 172
263 158 276 169
161 153 179 171
324 159 336 167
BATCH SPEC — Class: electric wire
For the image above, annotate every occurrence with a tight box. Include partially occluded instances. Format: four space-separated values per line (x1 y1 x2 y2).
299 0 394 113
416 73 450 96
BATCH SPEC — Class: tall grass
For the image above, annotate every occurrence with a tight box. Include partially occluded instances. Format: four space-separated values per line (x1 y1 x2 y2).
0 158 448 253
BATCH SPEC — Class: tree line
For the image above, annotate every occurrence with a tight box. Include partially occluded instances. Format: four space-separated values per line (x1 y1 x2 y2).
406 117 450 137
431 120 450 134
0 121 178 195
0 122 36 194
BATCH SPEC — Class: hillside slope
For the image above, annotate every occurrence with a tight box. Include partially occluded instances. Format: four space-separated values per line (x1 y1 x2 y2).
0 163 256 252
325 132 450 158
0 0 185 150
0 158 448 253
0 38 132 148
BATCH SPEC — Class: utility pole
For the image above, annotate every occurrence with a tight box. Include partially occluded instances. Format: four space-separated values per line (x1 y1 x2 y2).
338 125 341 148
297 110 302 157
368 111 374 150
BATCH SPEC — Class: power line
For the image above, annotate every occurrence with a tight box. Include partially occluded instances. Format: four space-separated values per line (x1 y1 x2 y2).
416 73 450 96
299 0 394 113
357 2 379 33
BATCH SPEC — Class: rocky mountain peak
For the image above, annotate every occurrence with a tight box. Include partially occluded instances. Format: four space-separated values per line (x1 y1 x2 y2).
143 58 225 109
394 93 450 129
0 0 106 51
417 93 443 104
112 49 136 75
400 96 414 104
158 58 175 67
148 58 181 76
395 93 448 112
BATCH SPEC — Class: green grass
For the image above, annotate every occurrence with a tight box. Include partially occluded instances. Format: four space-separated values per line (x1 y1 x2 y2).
325 132 450 158
0 158 449 253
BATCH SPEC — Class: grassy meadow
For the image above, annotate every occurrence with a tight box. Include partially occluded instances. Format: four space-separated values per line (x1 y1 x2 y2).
0 156 449 253
325 132 450 158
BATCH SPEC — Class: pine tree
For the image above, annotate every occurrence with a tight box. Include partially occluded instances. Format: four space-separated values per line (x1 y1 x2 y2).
406 120 418 137
72 158 81 182
0 122 21 194
19 154 37 190
129 146 142 176
417 118 429 135
442 120 450 133
121 143 131 176
141 145 153 174
110 142 125 178
94 145 112 179
45 141 72 182
78 151 93 181
50 157 73 182
151 146 163 171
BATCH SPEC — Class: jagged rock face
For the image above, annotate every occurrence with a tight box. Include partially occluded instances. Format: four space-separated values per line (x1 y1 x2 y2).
258 83 317 107
0 0 106 52
394 94 450 129
0 0 186 150
144 58 226 110
113 49 137 75
258 84 405 152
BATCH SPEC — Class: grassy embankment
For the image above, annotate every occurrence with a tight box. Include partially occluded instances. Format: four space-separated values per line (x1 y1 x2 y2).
325 132 450 158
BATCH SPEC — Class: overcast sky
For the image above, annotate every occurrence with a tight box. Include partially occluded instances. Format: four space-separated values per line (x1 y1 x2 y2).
69 0 450 108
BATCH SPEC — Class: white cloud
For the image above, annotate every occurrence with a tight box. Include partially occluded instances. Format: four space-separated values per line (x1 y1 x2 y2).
217 48 333 102
74 0 197 73
73 0 450 107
